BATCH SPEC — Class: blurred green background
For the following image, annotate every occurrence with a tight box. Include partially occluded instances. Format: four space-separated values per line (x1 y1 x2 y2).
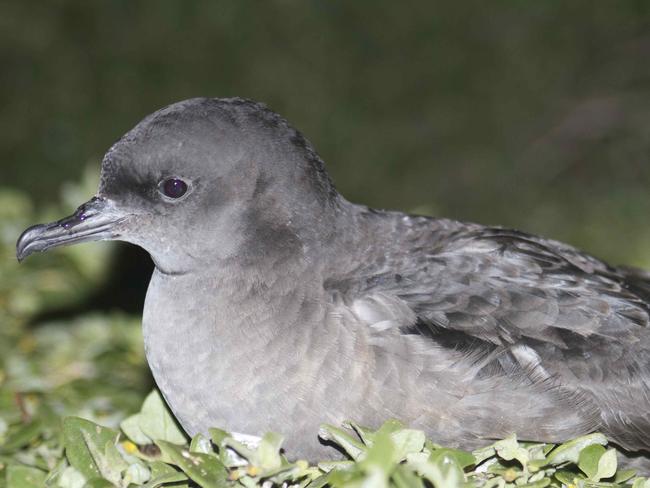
1 2 650 483
2 0 650 287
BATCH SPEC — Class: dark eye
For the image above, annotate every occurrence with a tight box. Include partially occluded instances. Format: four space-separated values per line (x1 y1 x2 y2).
160 178 188 199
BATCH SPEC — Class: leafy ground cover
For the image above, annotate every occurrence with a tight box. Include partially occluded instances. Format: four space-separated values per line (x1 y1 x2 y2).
2 178 650 487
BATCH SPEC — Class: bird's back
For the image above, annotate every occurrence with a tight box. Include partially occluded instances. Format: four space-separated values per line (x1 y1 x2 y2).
326 207 650 452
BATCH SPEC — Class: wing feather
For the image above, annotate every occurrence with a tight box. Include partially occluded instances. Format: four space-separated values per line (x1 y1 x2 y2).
328 218 650 450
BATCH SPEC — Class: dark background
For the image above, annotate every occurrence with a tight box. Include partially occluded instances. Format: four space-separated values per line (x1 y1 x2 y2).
3 0 650 284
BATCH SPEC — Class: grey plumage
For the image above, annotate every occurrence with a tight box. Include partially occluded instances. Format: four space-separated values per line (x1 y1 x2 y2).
16 97 650 466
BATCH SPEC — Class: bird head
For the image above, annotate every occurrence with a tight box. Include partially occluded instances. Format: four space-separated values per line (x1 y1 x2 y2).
16 98 340 275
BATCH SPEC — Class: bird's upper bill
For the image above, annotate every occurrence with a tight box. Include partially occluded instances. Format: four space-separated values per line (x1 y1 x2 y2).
16 196 125 262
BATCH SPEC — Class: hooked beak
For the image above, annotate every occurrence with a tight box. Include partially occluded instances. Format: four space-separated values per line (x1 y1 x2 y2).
16 196 127 262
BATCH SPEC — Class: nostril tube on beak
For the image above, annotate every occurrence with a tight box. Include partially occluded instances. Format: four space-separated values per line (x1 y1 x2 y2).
60 196 106 230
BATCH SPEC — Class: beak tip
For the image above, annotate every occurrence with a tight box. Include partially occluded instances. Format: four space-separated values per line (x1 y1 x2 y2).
16 223 48 263
16 232 34 263
16 249 28 263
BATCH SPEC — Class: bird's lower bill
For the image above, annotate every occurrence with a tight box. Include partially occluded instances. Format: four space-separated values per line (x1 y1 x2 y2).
16 196 125 262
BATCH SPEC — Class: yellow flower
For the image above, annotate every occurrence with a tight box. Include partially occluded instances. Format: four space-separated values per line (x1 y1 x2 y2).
121 441 138 454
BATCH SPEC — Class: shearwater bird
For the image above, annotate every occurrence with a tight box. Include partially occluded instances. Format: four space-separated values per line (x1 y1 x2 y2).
16 98 650 465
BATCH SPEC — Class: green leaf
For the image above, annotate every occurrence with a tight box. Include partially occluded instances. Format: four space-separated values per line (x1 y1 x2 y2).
62 417 119 481
49 465 86 488
221 437 257 463
257 432 284 470
142 461 188 488
376 419 407 435
390 429 426 460
101 440 130 482
392 464 425 488
527 470 548 484
578 443 605 479
363 429 398 473
255 460 316 485
516 479 551 488
493 434 529 468
318 460 356 473
6 465 47 488
632 477 650 488
318 424 366 460
553 469 579 485
207 428 230 446
138 391 187 445
429 448 475 469
593 448 617 481
471 444 496 465
409 451 465 488
0 419 43 453
357 466 389 488
83 478 115 488
149 459 184 478
527 457 550 472
344 421 376 446
156 439 229 488
208 428 240 466
306 474 331 488
614 468 636 483
123 463 151 485
546 433 608 465
190 434 213 454
120 413 152 445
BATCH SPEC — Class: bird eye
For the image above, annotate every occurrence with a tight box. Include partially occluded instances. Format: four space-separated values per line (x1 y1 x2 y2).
160 178 189 199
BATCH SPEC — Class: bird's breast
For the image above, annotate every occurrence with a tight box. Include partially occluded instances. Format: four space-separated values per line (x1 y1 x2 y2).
140 266 375 445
